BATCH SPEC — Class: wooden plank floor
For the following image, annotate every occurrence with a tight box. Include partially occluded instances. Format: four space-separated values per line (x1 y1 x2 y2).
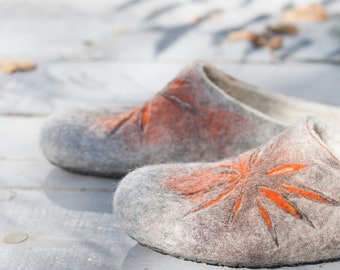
0 0 340 269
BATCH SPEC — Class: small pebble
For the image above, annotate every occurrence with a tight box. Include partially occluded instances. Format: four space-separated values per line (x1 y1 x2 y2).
3 233 29 244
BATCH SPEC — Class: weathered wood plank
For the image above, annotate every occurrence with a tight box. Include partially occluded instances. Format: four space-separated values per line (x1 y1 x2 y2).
0 62 339 115
0 1 339 269
0 189 135 270
0 116 117 189
0 0 338 63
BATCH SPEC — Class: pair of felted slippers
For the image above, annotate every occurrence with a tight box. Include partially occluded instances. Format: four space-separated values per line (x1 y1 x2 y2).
41 61 340 268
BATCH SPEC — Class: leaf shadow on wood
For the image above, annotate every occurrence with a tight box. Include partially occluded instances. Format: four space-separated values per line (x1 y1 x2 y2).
239 46 268 63
115 0 145 12
212 14 271 46
42 169 119 213
322 0 340 5
281 2 294 11
327 48 340 57
144 3 180 21
279 38 313 60
146 9 222 56
240 0 254 6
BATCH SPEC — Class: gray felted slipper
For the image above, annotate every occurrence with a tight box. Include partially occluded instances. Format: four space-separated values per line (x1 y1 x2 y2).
114 117 340 268
40 61 340 176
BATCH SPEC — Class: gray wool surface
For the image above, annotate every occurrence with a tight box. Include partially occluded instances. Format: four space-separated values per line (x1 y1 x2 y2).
114 117 340 268
40 60 340 176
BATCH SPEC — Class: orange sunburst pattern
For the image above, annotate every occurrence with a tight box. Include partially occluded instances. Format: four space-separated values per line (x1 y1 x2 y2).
165 148 339 246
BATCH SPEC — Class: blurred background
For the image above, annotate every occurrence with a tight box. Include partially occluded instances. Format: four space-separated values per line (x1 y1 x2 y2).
0 0 339 116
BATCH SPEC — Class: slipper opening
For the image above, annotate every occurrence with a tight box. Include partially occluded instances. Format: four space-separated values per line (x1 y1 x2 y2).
309 119 340 161
202 65 294 124
202 64 340 126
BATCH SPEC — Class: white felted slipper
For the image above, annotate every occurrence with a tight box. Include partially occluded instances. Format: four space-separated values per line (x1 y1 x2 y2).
114 117 340 268
40 61 340 176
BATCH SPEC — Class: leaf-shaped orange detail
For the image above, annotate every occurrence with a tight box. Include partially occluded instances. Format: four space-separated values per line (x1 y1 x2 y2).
282 185 337 205
139 102 150 132
260 187 301 218
192 191 231 213
257 199 273 229
257 199 278 246
230 193 244 221
98 111 135 134
266 164 307 176
167 79 189 89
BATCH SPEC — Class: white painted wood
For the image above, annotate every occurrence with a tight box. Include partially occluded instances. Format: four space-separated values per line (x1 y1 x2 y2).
0 62 339 115
0 0 339 269
0 0 338 62
0 189 135 270
0 116 135 270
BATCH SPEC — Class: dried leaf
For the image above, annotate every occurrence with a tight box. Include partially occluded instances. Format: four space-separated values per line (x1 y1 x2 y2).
209 13 221 21
281 3 328 22
268 36 283 50
267 24 299 35
189 16 201 24
113 26 125 34
190 12 221 24
228 30 256 42
0 59 36 74
251 34 268 48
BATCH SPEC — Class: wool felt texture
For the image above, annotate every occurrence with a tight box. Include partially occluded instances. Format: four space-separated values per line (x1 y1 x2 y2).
114 117 340 268
40 60 340 176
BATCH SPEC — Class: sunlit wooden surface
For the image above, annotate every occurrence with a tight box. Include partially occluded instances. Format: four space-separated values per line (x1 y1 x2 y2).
0 0 339 269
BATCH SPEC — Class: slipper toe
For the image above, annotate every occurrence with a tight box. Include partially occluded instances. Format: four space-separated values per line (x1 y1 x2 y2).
40 107 132 176
114 117 340 267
